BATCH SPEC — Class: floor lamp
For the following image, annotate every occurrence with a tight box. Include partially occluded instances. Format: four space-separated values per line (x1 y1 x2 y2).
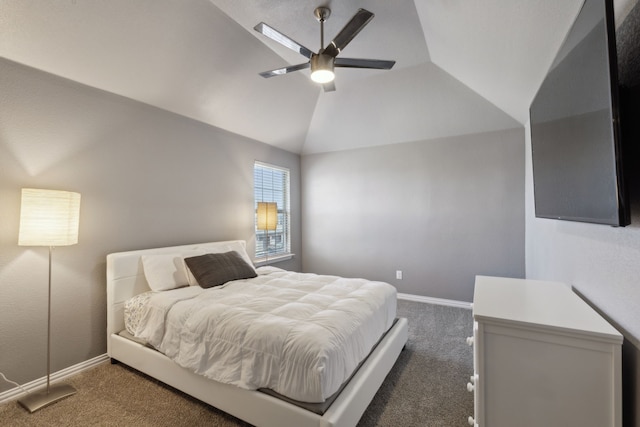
257 202 277 262
17 188 81 413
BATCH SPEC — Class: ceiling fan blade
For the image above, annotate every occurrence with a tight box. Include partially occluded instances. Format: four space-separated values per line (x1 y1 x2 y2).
259 62 310 78
323 9 374 57
335 57 396 70
254 22 314 59
322 81 336 92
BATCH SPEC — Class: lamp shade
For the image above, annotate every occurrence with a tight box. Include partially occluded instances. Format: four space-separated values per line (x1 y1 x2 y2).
18 188 81 246
257 202 278 231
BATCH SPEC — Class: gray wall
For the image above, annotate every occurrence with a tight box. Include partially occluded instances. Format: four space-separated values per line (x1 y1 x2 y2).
301 128 525 302
0 58 301 392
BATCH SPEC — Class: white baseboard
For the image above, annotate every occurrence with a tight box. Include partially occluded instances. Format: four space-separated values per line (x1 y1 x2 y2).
398 292 472 309
0 353 109 405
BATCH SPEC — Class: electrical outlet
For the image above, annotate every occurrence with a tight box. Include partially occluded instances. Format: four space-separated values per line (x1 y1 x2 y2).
396 270 402 280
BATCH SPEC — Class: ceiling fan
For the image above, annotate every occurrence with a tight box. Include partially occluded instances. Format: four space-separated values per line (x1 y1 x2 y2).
254 7 395 92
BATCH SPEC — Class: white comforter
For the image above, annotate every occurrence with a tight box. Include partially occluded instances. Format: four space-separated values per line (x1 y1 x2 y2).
131 267 397 403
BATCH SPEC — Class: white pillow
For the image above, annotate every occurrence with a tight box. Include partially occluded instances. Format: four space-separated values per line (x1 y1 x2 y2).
141 251 203 291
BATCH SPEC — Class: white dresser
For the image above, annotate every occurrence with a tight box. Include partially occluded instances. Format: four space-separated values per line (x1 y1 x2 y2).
468 275 622 427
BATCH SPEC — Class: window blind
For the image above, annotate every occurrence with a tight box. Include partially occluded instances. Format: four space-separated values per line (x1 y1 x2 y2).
254 161 291 261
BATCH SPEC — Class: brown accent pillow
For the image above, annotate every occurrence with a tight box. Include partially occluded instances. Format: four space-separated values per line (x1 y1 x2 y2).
184 251 257 289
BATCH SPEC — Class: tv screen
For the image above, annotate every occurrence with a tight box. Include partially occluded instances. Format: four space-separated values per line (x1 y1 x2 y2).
530 0 629 226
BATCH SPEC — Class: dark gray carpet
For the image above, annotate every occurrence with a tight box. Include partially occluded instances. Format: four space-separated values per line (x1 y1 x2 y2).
0 300 473 426
358 300 474 426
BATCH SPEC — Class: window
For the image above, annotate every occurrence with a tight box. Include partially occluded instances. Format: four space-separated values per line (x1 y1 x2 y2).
254 161 291 263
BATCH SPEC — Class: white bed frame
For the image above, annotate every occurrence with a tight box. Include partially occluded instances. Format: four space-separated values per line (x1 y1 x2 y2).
106 240 408 427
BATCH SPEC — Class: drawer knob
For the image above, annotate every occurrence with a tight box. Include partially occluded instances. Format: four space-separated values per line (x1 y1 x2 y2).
467 382 475 392
469 375 476 384
468 416 475 426
466 336 474 346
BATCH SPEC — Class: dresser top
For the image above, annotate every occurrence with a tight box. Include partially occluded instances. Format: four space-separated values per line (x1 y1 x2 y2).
473 275 622 343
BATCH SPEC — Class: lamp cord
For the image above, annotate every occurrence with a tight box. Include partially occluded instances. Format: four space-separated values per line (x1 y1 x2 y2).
0 372 27 396
0 247 55 400
0 246 55 399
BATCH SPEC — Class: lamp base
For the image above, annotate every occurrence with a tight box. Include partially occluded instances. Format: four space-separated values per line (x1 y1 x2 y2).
18 383 76 413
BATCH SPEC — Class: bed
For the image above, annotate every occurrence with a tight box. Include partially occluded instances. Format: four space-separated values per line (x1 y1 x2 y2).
106 240 408 427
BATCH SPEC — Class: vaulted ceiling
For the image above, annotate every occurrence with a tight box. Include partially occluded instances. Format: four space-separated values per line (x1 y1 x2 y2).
1 0 613 154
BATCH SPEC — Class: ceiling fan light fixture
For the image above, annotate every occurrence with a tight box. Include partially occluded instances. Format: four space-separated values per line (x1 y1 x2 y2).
311 69 335 84
310 54 335 84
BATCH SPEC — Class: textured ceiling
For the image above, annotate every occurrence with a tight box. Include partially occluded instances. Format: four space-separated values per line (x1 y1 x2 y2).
0 0 592 154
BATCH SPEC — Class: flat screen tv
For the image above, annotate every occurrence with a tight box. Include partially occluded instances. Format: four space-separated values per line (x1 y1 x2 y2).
530 0 629 226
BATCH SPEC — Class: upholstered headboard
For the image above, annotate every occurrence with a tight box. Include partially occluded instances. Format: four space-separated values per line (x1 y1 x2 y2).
106 240 249 355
